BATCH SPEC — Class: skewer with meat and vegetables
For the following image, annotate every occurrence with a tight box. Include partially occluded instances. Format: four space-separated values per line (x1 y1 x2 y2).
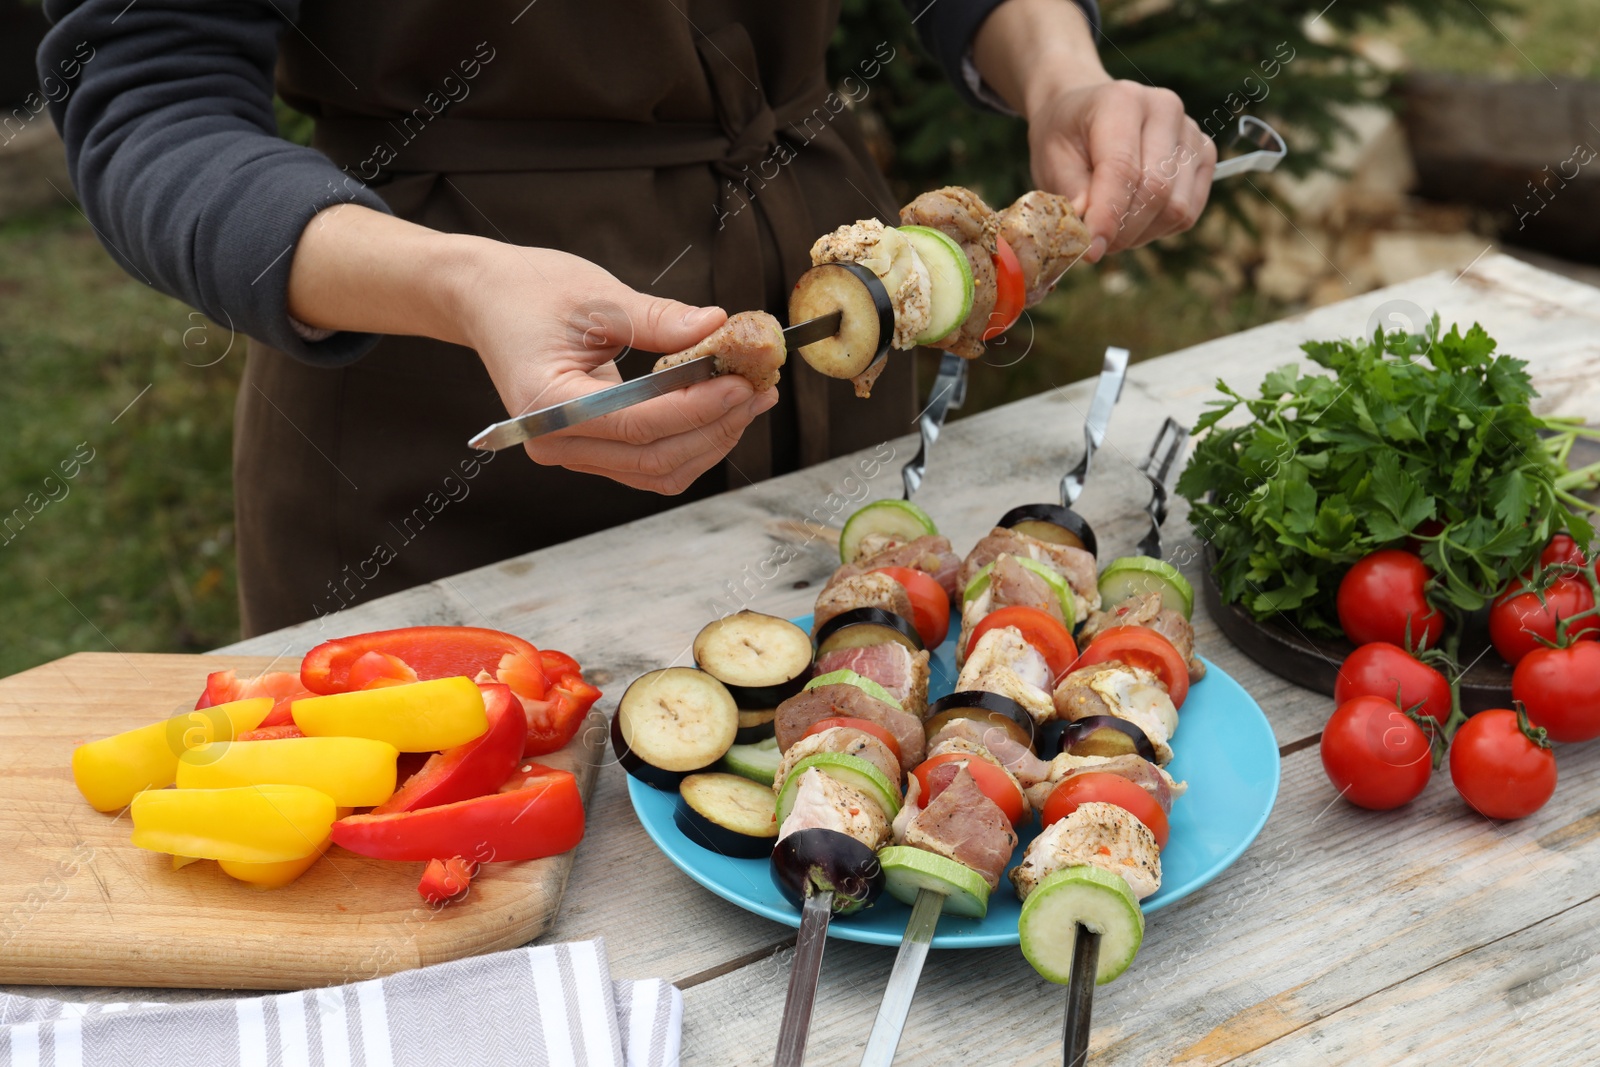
790 187 1091 397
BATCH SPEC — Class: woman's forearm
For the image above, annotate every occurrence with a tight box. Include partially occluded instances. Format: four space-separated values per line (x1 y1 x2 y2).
971 0 1109 118
287 205 487 349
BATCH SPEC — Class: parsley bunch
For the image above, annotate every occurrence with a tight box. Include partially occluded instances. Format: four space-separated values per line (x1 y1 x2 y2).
1177 318 1599 636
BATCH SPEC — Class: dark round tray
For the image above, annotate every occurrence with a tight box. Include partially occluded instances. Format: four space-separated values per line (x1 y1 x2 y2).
1200 437 1599 714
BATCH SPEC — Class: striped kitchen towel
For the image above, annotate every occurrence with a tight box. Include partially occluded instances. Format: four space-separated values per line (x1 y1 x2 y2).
0 938 681 1067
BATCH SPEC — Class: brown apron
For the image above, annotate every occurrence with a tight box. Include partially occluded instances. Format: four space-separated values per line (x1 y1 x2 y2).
236 1 914 635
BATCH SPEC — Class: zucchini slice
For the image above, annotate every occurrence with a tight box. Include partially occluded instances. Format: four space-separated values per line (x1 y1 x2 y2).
963 557 1077 630
898 225 975 345
789 262 893 380
804 668 904 711
693 611 813 708
675 772 779 858
775 751 901 824
878 845 991 918
1097 556 1194 619
814 608 924 657
612 667 739 791
719 736 782 786
998 503 1098 559
839 499 939 564
1018 865 1144 985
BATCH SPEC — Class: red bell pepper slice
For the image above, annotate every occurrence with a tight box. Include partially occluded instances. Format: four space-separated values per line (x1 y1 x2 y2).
371 683 524 814
517 670 602 757
300 626 542 695
418 857 476 906
236 724 306 742
330 768 585 863
346 651 419 690
195 669 313 729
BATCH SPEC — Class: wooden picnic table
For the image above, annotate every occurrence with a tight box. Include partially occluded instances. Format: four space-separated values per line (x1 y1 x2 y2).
70 252 1600 1063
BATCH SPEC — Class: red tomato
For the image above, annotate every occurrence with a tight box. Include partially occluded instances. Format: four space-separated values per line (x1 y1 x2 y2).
983 236 1026 340
1488 576 1597 666
1041 772 1170 849
1449 709 1556 820
1336 550 1444 650
1319 695 1432 810
966 605 1078 683
1073 628 1189 709
803 716 903 763
1540 533 1587 569
913 753 1027 826
1333 642 1452 727
1514 641 1600 743
872 566 951 647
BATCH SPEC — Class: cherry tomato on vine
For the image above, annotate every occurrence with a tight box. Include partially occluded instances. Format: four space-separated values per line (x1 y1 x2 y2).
1336 550 1444 650
1539 533 1588 569
1448 708 1556 820
1333 642 1452 727
1513 641 1600 743
1320 695 1432 810
1488 576 1597 667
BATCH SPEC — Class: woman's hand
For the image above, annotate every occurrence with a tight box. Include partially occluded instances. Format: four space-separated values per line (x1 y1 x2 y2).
973 0 1217 263
459 244 773 494
288 206 772 494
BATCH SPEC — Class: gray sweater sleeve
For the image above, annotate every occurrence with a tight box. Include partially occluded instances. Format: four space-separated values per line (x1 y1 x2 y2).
37 0 392 367
905 0 1101 112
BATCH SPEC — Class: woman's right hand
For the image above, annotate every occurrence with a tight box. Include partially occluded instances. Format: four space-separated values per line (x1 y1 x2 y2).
289 206 774 495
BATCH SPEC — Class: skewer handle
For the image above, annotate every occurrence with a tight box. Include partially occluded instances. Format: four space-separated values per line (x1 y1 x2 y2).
775 890 835 1067
1062 922 1101 1067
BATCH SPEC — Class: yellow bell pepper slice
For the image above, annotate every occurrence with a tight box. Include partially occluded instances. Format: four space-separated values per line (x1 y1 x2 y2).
71 697 275 813
291 676 488 751
219 835 333 889
176 736 399 807
130 784 336 864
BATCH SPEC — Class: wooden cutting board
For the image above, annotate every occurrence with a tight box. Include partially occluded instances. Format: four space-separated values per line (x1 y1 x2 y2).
0 652 604 990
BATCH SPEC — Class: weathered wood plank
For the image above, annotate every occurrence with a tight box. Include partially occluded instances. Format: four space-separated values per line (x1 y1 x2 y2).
1224 893 1600 1066
676 740 1600 1065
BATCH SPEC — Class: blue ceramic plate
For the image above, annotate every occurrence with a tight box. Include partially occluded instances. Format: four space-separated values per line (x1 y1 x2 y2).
626 615 1280 947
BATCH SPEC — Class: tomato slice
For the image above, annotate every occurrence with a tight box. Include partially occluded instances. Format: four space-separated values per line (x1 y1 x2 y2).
966 605 1078 683
913 752 1027 826
872 566 951 647
300 626 542 695
1042 772 1170 849
802 716 903 763
983 235 1026 340
1074 628 1189 708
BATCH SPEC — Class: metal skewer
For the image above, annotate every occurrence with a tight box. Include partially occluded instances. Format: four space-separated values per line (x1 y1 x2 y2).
1062 924 1102 1067
775 891 834 1067
901 352 968 500
1135 416 1188 559
858 886 945 1066
1061 346 1129 507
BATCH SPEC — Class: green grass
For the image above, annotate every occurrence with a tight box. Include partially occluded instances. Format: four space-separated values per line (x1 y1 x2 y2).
0 207 242 676
1370 0 1600 81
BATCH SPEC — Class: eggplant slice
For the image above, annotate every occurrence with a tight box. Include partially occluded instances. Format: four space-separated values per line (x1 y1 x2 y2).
613 667 739 791
694 611 813 709
998 503 1098 559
